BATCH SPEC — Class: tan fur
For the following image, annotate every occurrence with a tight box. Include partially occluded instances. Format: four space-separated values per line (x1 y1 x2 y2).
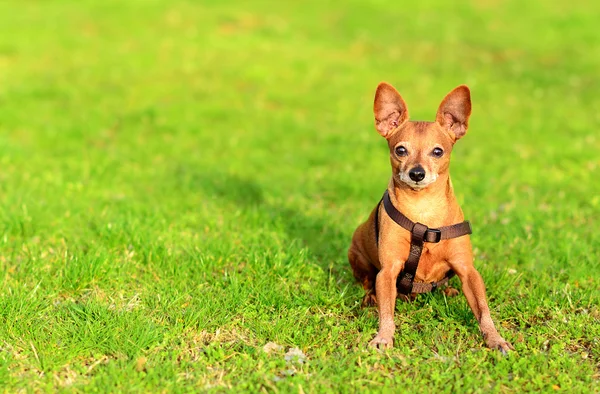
348 83 512 352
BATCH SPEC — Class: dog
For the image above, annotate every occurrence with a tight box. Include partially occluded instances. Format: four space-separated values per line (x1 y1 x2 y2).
348 82 512 353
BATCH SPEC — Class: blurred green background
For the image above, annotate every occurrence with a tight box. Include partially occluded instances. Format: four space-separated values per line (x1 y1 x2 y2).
0 0 598 391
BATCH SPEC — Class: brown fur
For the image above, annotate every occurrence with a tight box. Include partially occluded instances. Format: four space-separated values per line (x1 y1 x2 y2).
348 82 513 352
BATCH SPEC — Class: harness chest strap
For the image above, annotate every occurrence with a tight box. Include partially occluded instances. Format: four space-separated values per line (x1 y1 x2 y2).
374 190 473 295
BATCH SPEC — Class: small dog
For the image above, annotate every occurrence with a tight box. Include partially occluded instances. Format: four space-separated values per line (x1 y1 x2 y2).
348 82 512 352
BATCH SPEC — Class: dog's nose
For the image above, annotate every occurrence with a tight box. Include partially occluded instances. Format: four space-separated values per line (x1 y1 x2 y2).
409 166 426 182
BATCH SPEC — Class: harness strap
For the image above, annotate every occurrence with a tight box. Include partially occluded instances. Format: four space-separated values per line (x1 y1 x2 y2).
397 222 428 294
374 197 383 245
410 272 455 293
376 190 472 295
382 191 472 243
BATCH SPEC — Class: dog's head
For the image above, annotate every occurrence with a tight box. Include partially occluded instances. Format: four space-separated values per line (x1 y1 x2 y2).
373 82 472 191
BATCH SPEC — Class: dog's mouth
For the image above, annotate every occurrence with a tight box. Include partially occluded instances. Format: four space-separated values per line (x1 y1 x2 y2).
398 172 438 190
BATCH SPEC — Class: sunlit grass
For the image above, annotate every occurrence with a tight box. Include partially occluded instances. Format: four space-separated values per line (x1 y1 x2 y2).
0 0 598 391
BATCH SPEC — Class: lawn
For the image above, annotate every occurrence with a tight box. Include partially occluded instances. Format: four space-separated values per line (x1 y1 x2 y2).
0 0 598 392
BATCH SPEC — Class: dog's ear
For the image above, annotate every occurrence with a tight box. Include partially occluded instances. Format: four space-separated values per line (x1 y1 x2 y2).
436 85 471 141
373 82 409 138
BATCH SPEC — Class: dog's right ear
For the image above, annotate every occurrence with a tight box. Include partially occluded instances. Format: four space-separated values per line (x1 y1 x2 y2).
373 82 409 138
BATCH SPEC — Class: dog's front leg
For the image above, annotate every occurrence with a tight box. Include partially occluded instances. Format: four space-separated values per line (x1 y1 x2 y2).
455 264 513 353
369 259 403 349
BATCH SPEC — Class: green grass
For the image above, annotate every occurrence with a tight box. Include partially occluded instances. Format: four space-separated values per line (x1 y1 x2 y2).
0 0 599 392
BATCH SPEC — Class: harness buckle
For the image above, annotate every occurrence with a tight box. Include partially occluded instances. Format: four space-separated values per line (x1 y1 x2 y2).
426 228 442 243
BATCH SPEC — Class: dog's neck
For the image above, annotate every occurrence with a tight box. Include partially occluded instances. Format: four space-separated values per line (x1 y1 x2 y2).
387 173 461 227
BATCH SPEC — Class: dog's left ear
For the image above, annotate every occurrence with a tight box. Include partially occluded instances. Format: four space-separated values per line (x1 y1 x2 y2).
436 85 471 141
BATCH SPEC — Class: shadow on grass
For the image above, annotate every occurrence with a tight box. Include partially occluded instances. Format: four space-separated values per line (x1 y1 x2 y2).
192 170 349 272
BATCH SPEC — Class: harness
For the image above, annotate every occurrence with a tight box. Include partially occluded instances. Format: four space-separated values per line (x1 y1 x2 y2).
374 190 472 295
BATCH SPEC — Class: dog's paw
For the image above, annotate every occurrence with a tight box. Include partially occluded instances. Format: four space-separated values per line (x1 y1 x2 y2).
485 336 514 355
368 335 393 350
361 292 377 307
442 287 460 297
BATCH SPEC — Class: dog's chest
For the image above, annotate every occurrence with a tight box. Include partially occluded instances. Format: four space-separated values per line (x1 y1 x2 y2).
406 199 448 228
414 243 452 282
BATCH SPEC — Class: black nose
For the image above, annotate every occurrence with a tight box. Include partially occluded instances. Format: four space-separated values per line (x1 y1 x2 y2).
409 166 426 182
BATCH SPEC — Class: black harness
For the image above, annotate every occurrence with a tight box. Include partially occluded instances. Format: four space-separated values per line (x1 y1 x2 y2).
374 190 472 294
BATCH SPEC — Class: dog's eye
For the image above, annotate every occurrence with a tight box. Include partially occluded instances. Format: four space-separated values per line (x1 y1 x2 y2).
432 147 444 157
395 146 408 157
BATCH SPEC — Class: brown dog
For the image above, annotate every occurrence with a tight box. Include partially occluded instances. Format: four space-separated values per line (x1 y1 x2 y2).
348 82 512 353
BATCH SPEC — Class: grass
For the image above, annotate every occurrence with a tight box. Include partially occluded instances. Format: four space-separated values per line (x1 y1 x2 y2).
0 0 598 392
